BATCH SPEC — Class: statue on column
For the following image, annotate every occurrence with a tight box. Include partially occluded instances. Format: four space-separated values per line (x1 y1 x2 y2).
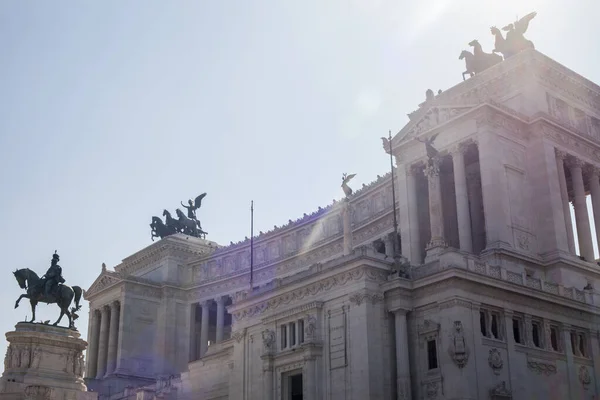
416 132 441 168
12 250 84 329
341 173 356 197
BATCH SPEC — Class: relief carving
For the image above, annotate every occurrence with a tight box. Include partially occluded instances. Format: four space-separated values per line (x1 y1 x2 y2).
261 329 276 353
448 321 469 368
31 346 42 369
20 346 30 368
527 360 557 375
231 329 246 343
490 381 512 399
488 348 503 375
304 314 317 340
579 365 591 388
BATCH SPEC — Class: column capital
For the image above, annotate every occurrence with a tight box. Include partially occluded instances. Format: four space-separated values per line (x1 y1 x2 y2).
450 142 470 156
584 164 600 177
101 305 110 314
110 300 120 310
555 148 569 160
424 159 441 177
214 295 226 305
567 157 586 169
200 299 212 308
406 164 420 177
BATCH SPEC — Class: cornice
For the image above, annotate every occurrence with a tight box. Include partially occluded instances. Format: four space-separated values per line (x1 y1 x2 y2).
261 301 323 324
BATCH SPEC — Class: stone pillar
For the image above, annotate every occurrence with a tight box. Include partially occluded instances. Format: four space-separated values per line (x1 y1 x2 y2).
303 355 317 399
216 296 225 343
394 310 412 400
95 306 110 379
262 359 274 400
86 309 100 378
569 158 595 261
105 301 120 376
342 199 352 255
586 165 600 254
425 158 446 260
556 150 576 254
407 167 422 264
452 144 473 253
200 300 210 357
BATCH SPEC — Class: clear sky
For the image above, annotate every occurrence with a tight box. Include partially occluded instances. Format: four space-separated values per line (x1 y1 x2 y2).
1 0 599 364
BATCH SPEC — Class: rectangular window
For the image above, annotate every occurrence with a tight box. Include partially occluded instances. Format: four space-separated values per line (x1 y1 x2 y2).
571 332 578 355
427 339 438 370
480 311 487 337
491 313 500 339
578 333 586 357
281 325 287 349
532 322 541 348
290 322 296 347
298 319 304 344
513 318 522 344
550 326 559 351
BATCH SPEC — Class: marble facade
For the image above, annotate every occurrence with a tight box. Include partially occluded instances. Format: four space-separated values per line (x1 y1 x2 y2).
84 49 600 399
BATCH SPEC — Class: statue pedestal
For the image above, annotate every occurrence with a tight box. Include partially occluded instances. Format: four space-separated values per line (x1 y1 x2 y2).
1 322 97 400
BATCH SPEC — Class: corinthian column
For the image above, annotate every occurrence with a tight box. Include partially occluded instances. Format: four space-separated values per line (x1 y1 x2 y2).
569 158 595 261
407 166 422 264
95 306 110 379
105 301 120 376
425 158 446 260
451 144 473 253
200 300 211 357
586 165 600 254
556 150 576 254
394 310 412 400
86 309 100 378
215 296 225 343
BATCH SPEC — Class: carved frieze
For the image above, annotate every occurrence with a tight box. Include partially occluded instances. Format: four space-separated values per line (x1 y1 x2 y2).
527 360 557 375
231 329 246 343
348 291 384 306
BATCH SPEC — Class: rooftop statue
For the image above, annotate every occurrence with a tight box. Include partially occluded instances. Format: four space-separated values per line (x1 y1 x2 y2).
150 193 208 241
459 40 502 81
491 12 537 59
13 251 83 329
341 173 356 197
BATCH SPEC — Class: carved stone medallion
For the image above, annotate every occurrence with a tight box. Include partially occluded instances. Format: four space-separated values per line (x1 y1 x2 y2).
488 348 503 375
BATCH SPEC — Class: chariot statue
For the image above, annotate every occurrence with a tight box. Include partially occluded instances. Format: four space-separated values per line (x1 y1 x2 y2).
12 251 83 329
150 193 208 240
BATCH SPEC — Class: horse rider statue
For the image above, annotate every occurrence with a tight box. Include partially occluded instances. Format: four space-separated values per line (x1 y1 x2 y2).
42 251 65 299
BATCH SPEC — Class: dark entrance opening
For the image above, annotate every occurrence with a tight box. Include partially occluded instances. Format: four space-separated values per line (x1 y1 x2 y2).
290 373 303 400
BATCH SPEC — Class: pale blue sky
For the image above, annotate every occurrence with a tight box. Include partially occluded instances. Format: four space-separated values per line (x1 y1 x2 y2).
1 1 598 362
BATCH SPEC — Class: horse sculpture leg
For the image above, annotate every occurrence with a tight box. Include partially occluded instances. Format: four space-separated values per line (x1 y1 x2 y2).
15 294 31 309
30 300 38 322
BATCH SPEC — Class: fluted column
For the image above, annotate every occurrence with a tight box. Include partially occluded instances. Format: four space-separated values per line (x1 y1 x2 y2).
86 309 100 378
451 144 473 253
570 158 595 261
105 301 120 376
407 166 422 264
586 165 600 254
425 158 446 260
95 305 110 379
394 310 412 400
556 150 576 254
200 300 210 357
215 296 225 343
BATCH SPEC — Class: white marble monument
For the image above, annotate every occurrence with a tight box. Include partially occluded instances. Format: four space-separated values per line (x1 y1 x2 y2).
83 48 600 400
1 323 97 400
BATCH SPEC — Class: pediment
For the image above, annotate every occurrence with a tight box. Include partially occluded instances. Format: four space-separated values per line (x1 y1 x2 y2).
396 105 475 143
85 272 122 298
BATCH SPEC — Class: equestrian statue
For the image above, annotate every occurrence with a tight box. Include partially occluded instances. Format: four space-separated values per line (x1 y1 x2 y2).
150 193 208 241
13 251 83 330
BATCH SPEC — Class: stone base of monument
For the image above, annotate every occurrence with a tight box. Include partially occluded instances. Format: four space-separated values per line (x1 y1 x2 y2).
1 322 98 400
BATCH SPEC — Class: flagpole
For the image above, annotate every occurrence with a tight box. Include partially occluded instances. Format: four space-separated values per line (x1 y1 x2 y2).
388 130 400 257
250 200 254 289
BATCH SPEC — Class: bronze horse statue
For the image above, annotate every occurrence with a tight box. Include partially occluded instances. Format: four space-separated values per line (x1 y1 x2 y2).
13 268 83 329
